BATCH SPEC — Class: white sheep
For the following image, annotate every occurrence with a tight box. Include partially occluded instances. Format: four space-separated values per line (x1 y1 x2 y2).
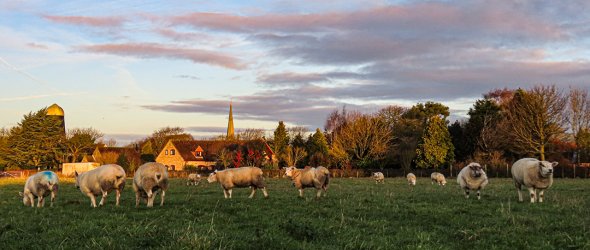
457 163 489 200
407 173 416 186
207 167 269 199
133 162 169 207
187 173 201 186
431 172 446 186
511 158 557 203
75 164 126 207
372 172 384 184
284 166 330 198
19 171 59 207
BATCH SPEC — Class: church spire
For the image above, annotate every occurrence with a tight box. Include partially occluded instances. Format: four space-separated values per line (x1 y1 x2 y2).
226 101 235 140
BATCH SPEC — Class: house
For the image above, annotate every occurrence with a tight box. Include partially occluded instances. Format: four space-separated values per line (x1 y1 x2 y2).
156 140 226 171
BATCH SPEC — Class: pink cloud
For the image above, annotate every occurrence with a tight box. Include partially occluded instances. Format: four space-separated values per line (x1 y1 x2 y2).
78 43 246 70
43 15 126 27
26 43 49 50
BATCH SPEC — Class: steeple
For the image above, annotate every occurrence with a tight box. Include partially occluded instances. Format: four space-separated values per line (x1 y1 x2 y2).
226 101 235 140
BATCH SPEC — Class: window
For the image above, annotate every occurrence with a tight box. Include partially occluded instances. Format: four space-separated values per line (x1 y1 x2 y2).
171 165 175 171
196 151 202 157
165 150 168 155
171 149 176 155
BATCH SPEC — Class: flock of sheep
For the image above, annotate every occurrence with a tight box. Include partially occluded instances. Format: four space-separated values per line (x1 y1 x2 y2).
18 157 557 208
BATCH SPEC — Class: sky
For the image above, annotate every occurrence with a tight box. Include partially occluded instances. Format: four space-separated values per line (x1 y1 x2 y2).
1 0 589 145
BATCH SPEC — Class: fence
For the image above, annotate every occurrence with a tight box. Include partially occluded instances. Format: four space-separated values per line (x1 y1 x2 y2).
2 164 589 179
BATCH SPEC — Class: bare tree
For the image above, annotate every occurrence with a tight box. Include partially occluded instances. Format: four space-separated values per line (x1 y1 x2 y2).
217 148 232 169
66 128 103 163
284 145 307 167
288 126 309 139
238 128 266 141
567 87 590 164
505 85 567 160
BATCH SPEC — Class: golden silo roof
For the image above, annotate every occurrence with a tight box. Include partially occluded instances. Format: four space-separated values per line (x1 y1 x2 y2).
46 103 65 116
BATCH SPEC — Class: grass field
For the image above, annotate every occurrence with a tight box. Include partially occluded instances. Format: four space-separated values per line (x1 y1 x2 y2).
0 176 589 249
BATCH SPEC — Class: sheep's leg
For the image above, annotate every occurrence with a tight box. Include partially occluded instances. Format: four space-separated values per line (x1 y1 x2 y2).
146 190 154 207
298 189 304 198
115 189 121 206
38 196 44 207
527 187 536 203
248 187 256 198
135 191 140 208
515 182 523 202
228 189 233 199
477 189 481 200
316 189 322 198
160 190 166 206
99 190 108 206
464 189 470 199
50 191 56 207
223 189 229 199
87 193 97 208
538 189 544 203
261 187 269 198
26 193 34 207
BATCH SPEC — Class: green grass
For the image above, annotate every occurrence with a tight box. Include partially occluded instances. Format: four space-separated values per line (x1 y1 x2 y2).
0 177 589 249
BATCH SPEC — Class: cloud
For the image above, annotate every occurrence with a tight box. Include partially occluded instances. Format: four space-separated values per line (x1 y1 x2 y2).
26 43 49 50
175 74 200 80
78 43 247 70
43 15 126 27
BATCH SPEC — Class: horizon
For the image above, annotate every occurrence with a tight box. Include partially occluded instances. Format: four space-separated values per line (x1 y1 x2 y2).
1 1 589 145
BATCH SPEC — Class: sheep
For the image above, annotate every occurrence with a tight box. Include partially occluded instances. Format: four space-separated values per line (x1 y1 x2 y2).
511 158 557 203
19 171 59 207
207 167 268 199
372 172 384 184
75 164 126 207
186 173 201 186
407 173 416 186
457 163 489 200
284 166 330 198
431 172 446 186
133 162 169 207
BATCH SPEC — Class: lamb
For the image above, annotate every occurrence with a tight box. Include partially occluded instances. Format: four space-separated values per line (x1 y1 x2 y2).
372 172 384 184
284 166 330 198
75 164 126 207
19 171 59 207
207 167 268 199
511 158 557 203
133 162 169 207
187 173 201 186
431 172 446 186
457 163 489 200
407 173 416 186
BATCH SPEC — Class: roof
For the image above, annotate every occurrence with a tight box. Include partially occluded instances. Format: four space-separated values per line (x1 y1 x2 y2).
170 140 232 161
46 104 65 116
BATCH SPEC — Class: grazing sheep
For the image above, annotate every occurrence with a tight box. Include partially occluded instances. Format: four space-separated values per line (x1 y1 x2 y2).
284 166 330 198
457 163 488 200
431 172 447 186
207 167 268 199
511 158 557 203
407 173 416 186
133 162 169 207
187 173 201 186
19 171 59 207
372 172 384 184
75 164 126 207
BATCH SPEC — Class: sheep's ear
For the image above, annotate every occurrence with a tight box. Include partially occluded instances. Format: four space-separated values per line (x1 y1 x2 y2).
74 171 78 177
551 162 558 167
18 192 23 197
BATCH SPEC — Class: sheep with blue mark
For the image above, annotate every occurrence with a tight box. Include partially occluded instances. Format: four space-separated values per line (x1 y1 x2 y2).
19 171 59 207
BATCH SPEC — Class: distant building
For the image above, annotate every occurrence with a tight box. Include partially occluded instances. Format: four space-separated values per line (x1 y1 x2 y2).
155 140 226 171
46 103 66 136
227 102 235 140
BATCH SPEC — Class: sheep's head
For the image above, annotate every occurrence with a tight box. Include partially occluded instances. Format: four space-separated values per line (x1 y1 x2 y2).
207 171 218 183
467 163 484 178
539 161 557 177
284 167 296 177
74 171 80 189
18 192 31 206
441 178 447 186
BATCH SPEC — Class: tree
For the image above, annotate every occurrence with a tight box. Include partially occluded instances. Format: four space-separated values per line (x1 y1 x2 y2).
448 120 470 162
4 108 65 169
273 121 290 167
150 127 193 155
284 145 307 167
238 128 265 141
567 87 590 164
140 140 156 163
415 115 455 169
403 102 450 124
395 118 422 172
465 99 503 157
0 128 9 169
504 86 567 160
217 148 232 169
331 114 392 168
233 150 243 168
66 128 103 163
307 128 329 157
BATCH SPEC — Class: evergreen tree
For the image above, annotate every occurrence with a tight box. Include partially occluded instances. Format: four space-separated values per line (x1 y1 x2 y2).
273 121 290 167
415 115 455 169
140 140 156 163
307 128 329 166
